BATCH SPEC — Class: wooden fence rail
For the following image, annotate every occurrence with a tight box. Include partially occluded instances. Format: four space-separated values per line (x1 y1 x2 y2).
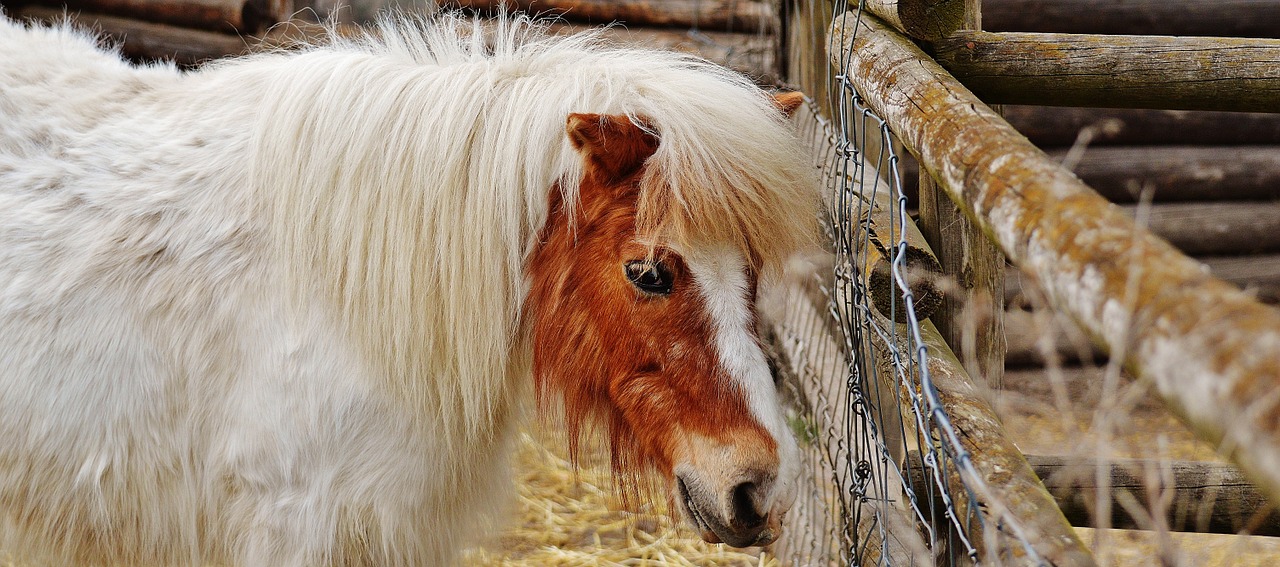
929 31 1280 111
830 10 1280 534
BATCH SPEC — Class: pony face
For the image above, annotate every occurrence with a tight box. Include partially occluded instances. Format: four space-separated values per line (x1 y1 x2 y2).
528 103 802 548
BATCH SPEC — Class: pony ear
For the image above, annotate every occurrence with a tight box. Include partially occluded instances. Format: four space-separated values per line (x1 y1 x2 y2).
566 113 659 184
772 91 806 118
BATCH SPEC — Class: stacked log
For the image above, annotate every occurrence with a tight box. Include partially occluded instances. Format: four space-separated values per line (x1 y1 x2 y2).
7 0 778 79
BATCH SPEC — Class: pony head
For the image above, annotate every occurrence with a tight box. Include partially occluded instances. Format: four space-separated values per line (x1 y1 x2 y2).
527 92 810 547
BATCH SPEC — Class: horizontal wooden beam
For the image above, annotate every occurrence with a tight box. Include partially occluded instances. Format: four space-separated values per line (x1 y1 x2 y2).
982 0 1280 39
1002 106 1280 148
928 31 1280 112
1030 456 1280 536
908 452 1280 536
1129 201 1280 256
447 0 776 33
16 6 251 64
830 11 1280 515
1050 146 1280 203
548 22 777 81
28 0 292 33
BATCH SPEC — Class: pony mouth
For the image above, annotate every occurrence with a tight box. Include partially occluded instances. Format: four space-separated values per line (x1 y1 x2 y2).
677 476 720 543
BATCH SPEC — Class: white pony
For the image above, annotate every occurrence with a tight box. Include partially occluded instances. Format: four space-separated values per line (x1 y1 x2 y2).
0 11 816 566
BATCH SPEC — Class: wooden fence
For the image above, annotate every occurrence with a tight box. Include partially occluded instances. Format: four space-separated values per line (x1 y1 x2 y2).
777 0 1280 565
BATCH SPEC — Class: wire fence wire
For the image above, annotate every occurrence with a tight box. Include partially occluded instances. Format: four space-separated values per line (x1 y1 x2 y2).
766 3 1045 565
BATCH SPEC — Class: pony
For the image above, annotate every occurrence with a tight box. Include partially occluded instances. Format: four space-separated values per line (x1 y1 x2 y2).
0 11 817 566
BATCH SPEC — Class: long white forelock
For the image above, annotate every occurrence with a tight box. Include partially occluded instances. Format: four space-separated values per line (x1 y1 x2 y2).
236 12 811 439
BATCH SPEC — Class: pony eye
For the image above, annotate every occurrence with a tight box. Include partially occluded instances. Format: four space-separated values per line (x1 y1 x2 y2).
624 260 673 295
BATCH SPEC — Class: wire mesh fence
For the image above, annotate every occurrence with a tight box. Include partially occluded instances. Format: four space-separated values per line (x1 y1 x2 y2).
766 3 1047 564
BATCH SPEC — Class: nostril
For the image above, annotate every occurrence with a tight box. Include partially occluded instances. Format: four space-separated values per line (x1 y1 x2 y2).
729 481 765 529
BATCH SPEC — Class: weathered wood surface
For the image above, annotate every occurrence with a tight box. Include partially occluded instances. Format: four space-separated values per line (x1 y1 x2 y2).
16 6 251 64
929 32 1280 112
861 0 964 41
550 22 776 81
982 0 1280 39
35 0 293 32
13 10 773 78
1009 255 1280 308
1125 201 1280 257
1002 106 1280 148
448 0 775 32
1030 456 1280 537
807 209 1089 562
831 11 1280 525
1049 146 1280 203
908 452 1280 536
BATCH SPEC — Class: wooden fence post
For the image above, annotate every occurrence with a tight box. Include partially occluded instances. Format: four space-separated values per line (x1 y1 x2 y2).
916 0 1006 390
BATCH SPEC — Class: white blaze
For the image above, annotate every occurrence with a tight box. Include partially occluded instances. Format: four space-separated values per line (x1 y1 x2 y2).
684 245 799 513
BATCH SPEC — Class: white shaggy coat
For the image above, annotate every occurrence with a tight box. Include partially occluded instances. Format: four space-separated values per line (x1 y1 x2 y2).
0 12 814 566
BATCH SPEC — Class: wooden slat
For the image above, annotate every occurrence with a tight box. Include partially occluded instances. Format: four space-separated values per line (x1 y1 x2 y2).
31 0 293 33
16 6 251 65
1048 146 1280 203
908 452 1280 536
447 0 775 33
929 32 1280 112
1031 456 1280 537
982 0 1280 39
1002 106 1280 147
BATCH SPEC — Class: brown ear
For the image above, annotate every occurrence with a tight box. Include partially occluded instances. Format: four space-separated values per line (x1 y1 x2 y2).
566 113 659 183
771 91 806 118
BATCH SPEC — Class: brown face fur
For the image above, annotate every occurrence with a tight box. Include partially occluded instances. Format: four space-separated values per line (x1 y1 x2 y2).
525 114 775 492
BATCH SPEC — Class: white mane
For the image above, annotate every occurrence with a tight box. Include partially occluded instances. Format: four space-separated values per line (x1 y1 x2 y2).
242 13 815 433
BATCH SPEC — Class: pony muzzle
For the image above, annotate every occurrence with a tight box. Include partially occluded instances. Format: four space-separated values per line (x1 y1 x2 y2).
674 467 782 548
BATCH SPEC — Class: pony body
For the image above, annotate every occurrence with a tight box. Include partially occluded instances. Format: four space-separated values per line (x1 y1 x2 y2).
0 12 814 566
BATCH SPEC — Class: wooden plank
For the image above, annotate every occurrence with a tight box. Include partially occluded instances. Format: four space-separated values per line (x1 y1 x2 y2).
1001 106 1280 148
447 0 776 33
1048 146 1280 204
982 0 1280 39
929 32 1280 112
31 0 293 33
1129 201 1280 257
908 453 1280 536
830 10 1280 522
15 6 251 64
548 22 776 82
862 0 965 41
1030 456 1280 537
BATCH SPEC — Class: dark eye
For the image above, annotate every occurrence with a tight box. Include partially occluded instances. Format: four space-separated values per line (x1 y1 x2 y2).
624 260 673 295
